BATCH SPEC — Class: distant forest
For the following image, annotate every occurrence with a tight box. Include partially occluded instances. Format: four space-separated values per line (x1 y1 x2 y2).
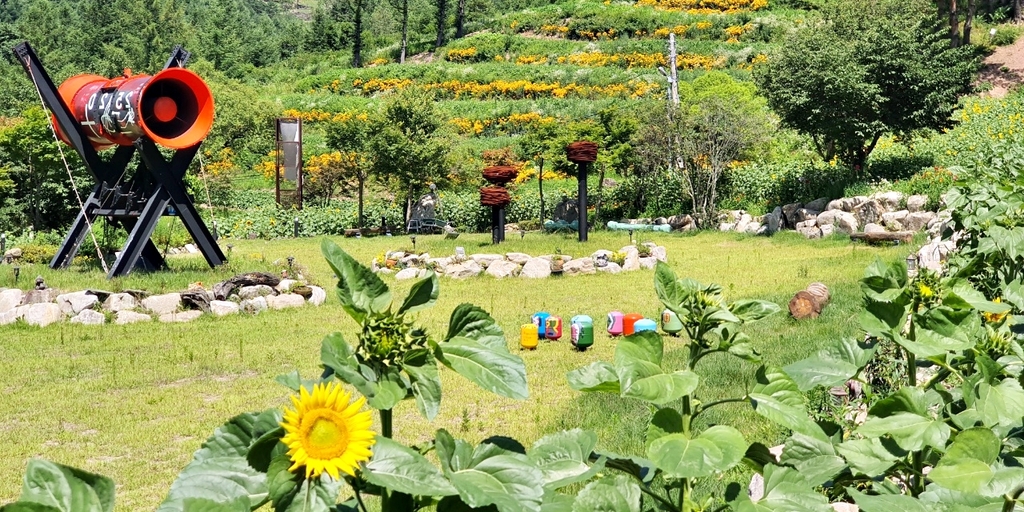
0 0 550 115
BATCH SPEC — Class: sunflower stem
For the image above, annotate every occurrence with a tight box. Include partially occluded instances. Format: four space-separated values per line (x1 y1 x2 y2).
380 408 393 439
380 408 393 511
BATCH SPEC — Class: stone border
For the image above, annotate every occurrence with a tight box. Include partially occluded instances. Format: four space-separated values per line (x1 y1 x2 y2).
0 280 326 328
718 191 942 239
373 243 669 280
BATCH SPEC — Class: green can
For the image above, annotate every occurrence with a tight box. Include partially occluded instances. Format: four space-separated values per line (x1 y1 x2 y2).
661 309 684 336
571 315 594 350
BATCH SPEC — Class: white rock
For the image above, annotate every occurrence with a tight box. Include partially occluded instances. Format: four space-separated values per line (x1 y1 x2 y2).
905 211 936 231
864 223 887 234
639 257 657 269
651 246 668 262
276 279 297 293
505 252 531 265
142 293 181 315
56 291 99 316
854 199 886 226
563 258 596 276
881 210 909 226
70 309 105 325
210 300 240 316
395 268 420 280
521 257 552 278
719 223 735 232
159 310 203 323
781 202 803 227
427 257 452 271
872 191 904 211
400 254 421 266
0 288 23 314
308 286 327 306
906 195 929 213
237 285 273 300
376 268 394 275
795 219 817 229
820 223 836 237
486 260 520 278
831 503 859 512
241 297 268 314
918 237 956 272
0 309 17 325
184 243 199 254
795 208 820 224
764 207 783 234
22 303 62 327
470 254 504 268
445 262 482 279
387 251 406 260
267 294 306 310
115 311 152 325
735 213 753 233
825 199 846 212
744 222 762 234
597 262 622 274
797 226 822 239
103 293 136 312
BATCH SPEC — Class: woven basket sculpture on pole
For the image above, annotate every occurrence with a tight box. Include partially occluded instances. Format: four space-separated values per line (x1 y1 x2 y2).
480 165 517 244
566 141 598 242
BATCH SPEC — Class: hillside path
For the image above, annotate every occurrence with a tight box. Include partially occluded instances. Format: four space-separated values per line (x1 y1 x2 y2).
980 34 1024 97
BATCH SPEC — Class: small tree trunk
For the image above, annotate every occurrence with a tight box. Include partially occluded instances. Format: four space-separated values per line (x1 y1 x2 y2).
455 0 466 38
949 0 961 47
594 162 606 225
537 157 545 223
400 0 408 63
789 283 831 319
963 0 977 46
1016 0 1023 22
435 0 447 48
357 177 365 229
352 1 363 67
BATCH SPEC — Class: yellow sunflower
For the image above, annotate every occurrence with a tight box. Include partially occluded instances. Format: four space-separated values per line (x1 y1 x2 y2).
280 382 376 479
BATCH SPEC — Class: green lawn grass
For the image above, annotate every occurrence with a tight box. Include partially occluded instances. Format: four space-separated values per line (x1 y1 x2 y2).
0 230 911 510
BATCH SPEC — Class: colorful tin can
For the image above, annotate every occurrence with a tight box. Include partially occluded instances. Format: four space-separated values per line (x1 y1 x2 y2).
545 315 563 340
520 324 539 350
661 309 684 336
607 311 624 336
634 318 657 333
532 312 550 337
623 313 644 336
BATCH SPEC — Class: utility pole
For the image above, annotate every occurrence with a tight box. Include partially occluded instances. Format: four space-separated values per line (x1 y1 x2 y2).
668 33 679 106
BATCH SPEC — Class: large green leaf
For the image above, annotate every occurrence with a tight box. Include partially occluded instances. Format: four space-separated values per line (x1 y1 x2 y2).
320 333 377 401
321 239 391 321
945 280 1011 313
861 258 908 303
929 460 993 495
527 429 603 490
646 408 684 450
730 299 781 323
849 488 932 512
777 433 845 486
439 337 528 400
942 428 1001 466
0 504 62 512
363 437 458 497
975 378 1024 427
868 386 940 418
647 426 746 478
565 362 620 394
857 412 951 451
654 262 685 311
907 307 978 356
17 460 113 512
159 498 250 512
366 367 407 411
192 413 258 461
265 455 342 512
445 304 506 349
618 365 698 405
613 331 664 367
539 490 575 512
403 354 442 420
593 452 657 485
398 271 439 315
860 299 908 340
571 476 640 512
835 438 901 477
166 458 266 509
748 367 823 440
784 337 875 392
447 450 545 512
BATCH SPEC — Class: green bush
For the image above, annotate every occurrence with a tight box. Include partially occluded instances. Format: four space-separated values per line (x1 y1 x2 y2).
725 161 860 211
18 244 57 264
991 24 1022 46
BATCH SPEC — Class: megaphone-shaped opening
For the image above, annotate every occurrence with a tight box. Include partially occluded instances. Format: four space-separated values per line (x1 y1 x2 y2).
139 68 214 149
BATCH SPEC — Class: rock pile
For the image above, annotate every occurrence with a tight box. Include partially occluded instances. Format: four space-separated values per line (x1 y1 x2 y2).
372 243 669 280
718 192 941 239
0 273 326 328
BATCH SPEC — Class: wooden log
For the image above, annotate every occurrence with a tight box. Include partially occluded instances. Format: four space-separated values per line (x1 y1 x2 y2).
789 282 831 320
850 231 914 245
213 272 281 300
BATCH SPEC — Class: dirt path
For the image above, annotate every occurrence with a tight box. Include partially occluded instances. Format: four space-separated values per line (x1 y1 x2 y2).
980 34 1024 97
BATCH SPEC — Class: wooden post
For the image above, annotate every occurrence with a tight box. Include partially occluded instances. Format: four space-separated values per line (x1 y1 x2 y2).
538 156 545 225
577 162 588 242
669 33 679 106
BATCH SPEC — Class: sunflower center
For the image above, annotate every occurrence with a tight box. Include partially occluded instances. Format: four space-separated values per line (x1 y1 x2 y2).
301 410 350 460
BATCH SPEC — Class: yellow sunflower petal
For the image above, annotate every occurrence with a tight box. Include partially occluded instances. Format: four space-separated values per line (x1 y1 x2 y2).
280 381 376 480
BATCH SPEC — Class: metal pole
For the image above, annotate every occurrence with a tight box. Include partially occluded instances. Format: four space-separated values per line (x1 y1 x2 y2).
577 163 588 243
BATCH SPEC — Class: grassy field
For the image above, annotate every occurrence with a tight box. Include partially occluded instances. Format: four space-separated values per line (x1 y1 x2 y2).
0 230 913 510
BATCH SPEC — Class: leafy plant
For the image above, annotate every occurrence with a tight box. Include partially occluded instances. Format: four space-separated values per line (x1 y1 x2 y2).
564 261 788 510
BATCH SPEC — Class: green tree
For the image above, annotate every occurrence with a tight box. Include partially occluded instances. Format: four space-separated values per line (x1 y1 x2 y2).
754 0 978 170
326 115 374 227
366 92 450 223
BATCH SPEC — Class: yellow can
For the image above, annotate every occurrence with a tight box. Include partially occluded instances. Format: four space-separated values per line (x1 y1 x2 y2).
520 323 539 350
